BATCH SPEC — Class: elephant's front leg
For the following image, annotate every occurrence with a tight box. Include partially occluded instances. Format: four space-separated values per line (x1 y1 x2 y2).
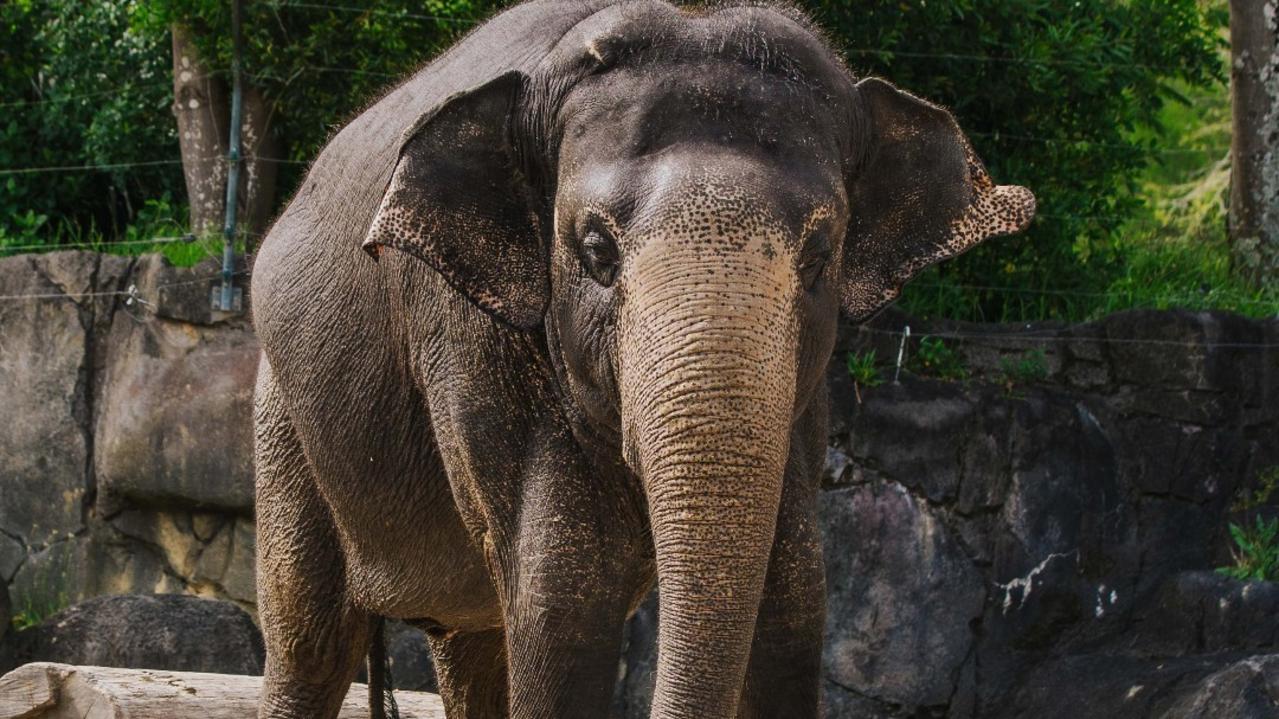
738 424 827 719
488 427 650 719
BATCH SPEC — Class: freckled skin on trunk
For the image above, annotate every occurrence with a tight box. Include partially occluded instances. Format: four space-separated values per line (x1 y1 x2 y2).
620 218 800 718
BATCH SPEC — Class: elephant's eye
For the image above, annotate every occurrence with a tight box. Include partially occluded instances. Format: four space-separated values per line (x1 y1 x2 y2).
581 230 619 287
800 236 831 291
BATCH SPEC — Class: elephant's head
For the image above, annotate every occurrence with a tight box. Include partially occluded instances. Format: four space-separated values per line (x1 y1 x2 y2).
364 2 1033 716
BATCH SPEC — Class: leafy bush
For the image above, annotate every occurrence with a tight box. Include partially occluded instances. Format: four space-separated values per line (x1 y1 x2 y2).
1218 468 1279 582
998 348 1049 385
5 0 1251 325
810 0 1226 321
909 337 967 381
1218 516 1279 582
0 0 182 244
846 350 883 386
131 0 503 210
845 349 884 401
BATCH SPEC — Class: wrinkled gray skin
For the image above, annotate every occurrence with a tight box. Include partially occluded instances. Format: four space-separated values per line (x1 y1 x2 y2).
250 2 1035 718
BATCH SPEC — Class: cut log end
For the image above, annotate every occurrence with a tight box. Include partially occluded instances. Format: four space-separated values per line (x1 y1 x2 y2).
0 663 446 719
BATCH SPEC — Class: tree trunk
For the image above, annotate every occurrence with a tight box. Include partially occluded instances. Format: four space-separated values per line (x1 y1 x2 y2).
172 25 228 237
1228 0 1279 286
240 84 281 244
171 26 280 239
0 663 446 719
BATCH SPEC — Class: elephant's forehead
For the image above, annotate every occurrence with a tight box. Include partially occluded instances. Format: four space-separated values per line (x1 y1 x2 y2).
558 60 838 169
548 0 847 86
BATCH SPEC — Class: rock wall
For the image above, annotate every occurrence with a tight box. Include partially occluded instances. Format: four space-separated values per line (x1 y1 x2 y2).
814 308 1279 716
2 252 1277 717
0 252 258 616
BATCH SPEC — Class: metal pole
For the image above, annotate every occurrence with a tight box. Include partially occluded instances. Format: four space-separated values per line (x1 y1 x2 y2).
219 0 245 311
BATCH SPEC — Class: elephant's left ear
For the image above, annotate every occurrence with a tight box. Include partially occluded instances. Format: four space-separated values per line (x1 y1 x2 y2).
362 71 546 329
840 78 1036 322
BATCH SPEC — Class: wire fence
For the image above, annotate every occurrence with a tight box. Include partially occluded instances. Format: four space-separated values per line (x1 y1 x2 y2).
0 269 249 303
0 235 194 253
1 12 1269 330
853 323 1279 350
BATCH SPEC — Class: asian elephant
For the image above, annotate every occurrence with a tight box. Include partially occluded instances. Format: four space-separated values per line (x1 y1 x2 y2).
249 1 1035 718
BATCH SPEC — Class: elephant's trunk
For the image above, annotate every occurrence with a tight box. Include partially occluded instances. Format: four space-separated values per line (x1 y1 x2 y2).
620 240 797 719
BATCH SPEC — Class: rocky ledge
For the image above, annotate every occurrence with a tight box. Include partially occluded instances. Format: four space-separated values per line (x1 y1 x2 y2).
1 252 1276 717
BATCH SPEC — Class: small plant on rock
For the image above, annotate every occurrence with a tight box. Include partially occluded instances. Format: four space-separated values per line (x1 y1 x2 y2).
846 349 883 402
11 590 69 631
999 348 1050 386
910 337 967 381
1218 468 1279 582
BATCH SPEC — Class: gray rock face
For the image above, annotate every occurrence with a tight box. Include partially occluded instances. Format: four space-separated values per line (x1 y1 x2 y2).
355 620 439 693
3 594 263 675
94 304 258 512
814 310 1279 717
2 252 1277 717
821 480 984 711
612 593 659 719
1163 655 1279 719
385 621 439 693
0 253 130 588
0 581 8 645
0 253 255 615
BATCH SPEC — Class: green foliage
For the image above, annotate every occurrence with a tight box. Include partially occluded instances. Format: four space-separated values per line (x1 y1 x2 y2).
1232 467 1279 516
846 349 884 388
1218 468 1279 582
809 0 1227 321
0 193 221 267
11 589 69 631
130 0 502 201
909 337 967 381
6 0 1258 324
0 0 182 244
9 543 73 631
1218 516 1279 582
998 348 1049 385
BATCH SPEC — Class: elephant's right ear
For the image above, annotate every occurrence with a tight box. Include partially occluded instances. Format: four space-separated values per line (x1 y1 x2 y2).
362 71 546 330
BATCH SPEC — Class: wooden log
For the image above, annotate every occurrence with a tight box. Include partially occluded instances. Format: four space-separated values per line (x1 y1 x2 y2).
0 663 446 719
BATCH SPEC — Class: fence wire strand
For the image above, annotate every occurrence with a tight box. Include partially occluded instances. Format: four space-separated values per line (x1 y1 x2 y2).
0 269 250 302
856 325 1279 350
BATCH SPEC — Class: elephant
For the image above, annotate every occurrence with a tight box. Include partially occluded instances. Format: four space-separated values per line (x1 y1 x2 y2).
249 1 1035 718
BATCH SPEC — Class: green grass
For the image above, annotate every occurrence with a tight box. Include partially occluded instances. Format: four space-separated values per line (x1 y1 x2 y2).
0 195 232 268
999 349 1049 385
11 588 69 631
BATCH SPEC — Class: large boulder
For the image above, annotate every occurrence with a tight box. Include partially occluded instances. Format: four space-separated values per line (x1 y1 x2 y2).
1003 652 1279 719
1163 654 1279 719
821 479 985 713
94 255 258 513
3 594 264 675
